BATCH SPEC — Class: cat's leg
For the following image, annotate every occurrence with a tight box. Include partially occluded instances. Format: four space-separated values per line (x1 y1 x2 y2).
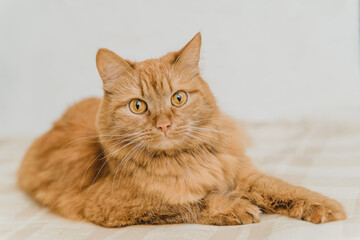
78 180 201 227
198 191 261 225
83 201 197 227
237 167 346 223
80 181 261 227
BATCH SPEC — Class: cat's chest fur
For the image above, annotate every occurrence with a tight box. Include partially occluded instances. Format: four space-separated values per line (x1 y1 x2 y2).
122 150 239 204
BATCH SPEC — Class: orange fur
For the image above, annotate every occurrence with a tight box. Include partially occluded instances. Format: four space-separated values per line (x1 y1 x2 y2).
18 33 346 227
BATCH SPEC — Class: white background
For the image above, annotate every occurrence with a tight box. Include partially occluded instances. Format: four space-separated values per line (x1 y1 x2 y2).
0 0 359 138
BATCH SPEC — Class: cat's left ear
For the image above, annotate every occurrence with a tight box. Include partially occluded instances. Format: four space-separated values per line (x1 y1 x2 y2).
165 33 202 71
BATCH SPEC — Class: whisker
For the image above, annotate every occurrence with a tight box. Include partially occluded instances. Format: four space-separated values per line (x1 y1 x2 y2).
64 132 143 147
191 126 230 135
116 142 147 190
181 135 209 160
185 133 223 152
80 136 137 190
111 141 144 192
189 118 217 125
79 132 148 191
188 129 229 146
86 138 140 193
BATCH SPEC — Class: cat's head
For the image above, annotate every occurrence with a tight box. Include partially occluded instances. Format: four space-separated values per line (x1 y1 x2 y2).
96 33 220 154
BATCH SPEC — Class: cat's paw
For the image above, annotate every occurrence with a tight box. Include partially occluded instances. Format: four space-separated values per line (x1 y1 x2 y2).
288 197 346 224
200 198 261 226
233 200 261 224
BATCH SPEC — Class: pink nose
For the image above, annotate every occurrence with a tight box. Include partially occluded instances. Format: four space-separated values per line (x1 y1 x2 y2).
156 121 171 133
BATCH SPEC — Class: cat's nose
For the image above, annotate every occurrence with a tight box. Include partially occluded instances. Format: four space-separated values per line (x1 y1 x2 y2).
156 121 171 133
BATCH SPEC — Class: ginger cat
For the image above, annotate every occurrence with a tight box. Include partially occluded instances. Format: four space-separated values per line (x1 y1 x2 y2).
18 33 346 227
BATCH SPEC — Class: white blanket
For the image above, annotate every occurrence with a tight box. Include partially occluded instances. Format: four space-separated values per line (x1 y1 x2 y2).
1 114 360 240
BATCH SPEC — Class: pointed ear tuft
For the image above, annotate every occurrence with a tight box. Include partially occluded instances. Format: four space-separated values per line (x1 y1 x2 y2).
174 32 202 70
96 48 132 85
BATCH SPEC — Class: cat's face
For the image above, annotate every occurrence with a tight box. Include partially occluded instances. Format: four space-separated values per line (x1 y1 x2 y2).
96 33 219 153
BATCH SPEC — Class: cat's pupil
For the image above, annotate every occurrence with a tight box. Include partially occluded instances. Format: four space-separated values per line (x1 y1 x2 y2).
136 101 140 109
177 94 181 102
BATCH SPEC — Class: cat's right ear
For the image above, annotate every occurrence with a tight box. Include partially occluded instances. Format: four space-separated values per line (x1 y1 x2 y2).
96 48 132 89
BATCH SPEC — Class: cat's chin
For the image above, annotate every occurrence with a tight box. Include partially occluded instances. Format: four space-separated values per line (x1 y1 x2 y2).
151 135 182 150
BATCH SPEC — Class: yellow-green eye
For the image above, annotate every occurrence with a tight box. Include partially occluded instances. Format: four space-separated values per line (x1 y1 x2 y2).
129 99 147 114
171 90 188 107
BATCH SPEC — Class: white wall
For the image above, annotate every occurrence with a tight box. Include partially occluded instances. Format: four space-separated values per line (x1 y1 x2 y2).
0 0 359 137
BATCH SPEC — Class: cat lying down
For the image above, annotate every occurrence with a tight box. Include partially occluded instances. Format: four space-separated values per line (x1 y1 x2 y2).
18 33 346 227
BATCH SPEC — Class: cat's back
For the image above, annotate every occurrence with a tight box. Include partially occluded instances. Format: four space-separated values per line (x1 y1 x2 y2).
59 97 101 126
33 96 101 145
18 97 103 198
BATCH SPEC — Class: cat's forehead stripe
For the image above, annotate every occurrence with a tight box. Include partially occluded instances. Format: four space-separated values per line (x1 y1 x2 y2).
138 77 145 97
135 65 173 97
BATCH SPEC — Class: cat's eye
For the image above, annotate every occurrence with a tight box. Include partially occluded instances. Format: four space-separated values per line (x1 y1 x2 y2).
171 90 188 107
129 99 147 114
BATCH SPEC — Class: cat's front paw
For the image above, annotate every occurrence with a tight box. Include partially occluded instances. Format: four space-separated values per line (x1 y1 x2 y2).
289 197 346 224
233 200 261 224
200 198 261 226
